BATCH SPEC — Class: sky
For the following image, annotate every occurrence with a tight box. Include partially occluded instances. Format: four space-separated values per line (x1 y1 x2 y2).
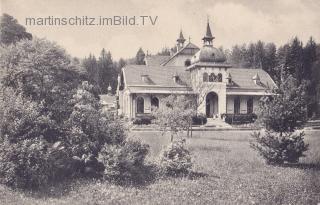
1 0 320 60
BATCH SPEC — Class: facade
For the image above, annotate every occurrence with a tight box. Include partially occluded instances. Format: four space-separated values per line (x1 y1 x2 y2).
117 22 277 119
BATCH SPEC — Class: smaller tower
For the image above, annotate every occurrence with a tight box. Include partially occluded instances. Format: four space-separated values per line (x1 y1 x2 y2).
202 19 215 46
176 29 186 51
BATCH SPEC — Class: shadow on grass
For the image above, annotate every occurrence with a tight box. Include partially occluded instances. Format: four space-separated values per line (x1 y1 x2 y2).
281 162 320 171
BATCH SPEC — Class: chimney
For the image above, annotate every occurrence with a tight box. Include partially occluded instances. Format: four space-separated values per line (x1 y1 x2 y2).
141 74 149 83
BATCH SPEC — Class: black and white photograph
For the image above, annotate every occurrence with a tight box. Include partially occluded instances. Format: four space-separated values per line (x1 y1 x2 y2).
0 0 319 204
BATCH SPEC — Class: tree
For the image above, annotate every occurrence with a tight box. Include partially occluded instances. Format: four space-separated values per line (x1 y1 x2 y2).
285 37 304 83
251 75 309 164
135 47 146 65
0 13 32 45
152 95 195 142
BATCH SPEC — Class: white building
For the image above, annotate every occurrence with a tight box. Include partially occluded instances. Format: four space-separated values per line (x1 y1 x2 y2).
117 21 276 119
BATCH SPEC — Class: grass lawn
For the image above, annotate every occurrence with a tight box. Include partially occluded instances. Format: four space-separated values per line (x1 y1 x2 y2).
0 130 319 205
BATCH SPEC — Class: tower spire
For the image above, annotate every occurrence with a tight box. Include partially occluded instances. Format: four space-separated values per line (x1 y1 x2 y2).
176 29 186 51
202 18 215 46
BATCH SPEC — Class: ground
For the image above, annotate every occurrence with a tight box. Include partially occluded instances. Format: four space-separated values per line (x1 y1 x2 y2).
0 130 319 205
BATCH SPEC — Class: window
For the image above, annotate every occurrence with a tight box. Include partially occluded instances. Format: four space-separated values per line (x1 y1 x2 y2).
247 97 253 114
136 97 144 114
203 73 209 82
151 96 159 110
234 96 240 114
217 73 222 82
184 59 191 66
209 73 216 82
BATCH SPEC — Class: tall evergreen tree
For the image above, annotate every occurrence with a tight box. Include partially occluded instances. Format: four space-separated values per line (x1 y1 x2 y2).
135 47 146 65
285 37 304 83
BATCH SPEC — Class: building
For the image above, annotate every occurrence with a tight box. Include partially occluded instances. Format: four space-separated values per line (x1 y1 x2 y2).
117 21 277 119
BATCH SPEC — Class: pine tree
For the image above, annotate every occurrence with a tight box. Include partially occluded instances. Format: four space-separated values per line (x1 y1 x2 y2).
135 47 146 65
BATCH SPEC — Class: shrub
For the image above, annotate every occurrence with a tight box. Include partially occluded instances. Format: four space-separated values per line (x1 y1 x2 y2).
158 139 192 175
221 113 257 124
250 131 309 164
132 116 154 125
98 139 149 181
192 114 207 125
0 138 72 189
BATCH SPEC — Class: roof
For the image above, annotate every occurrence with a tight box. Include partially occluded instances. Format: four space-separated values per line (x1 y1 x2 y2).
122 65 192 89
162 42 199 66
202 22 214 41
228 68 277 90
122 65 276 93
145 55 170 66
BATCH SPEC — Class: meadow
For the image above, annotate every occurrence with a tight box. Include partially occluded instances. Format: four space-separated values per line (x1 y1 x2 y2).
0 130 319 205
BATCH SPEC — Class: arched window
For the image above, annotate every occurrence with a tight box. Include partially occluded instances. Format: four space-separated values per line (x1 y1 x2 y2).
217 73 222 82
209 73 216 82
234 96 240 114
203 73 209 82
136 97 144 114
151 96 159 110
247 97 253 114
184 59 191 67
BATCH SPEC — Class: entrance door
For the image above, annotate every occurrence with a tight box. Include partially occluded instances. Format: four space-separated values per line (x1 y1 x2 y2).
206 92 218 118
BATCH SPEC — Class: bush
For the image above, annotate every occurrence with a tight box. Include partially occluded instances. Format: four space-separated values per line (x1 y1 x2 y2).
250 131 309 164
0 138 73 189
192 114 207 125
98 140 149 182
132 116 154 125
221 113 257 124
158 139 192 175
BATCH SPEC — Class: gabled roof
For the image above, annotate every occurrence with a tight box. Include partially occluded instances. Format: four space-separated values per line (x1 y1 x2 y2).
122 65 191 89
228 68 277 90
145 55 170 66
162 42 199 66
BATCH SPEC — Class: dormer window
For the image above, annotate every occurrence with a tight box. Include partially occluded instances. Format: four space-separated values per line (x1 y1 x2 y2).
173 73 179 83
184 59 191 67
252 73 260 85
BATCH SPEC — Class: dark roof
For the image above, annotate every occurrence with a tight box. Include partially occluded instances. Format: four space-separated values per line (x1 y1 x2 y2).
122 65 191 88
228 68 276 89
145 55 170 66
177 30 186 43
202 22 214 41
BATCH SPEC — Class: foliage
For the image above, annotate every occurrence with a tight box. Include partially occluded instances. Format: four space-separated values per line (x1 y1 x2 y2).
257 75 307 133
98 140 149 181
157 139 192 175
0 138 72 189
0 38 129 188
152 95 196 141
192 114 207 125
132 116 154 125
252 75 309 165
66 81 127 157
250 131 309 164
221 113 257 125
0 13 32 45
